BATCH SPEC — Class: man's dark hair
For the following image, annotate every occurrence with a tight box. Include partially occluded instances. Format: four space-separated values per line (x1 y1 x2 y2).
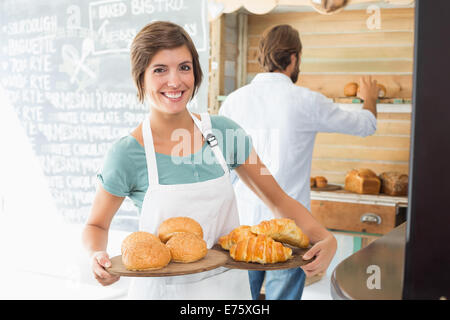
258 24 302 73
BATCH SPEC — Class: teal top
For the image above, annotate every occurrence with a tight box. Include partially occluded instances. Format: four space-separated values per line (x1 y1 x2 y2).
97 115 253 212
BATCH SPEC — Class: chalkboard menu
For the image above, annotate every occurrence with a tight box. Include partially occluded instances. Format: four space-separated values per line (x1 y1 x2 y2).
0 0 209 231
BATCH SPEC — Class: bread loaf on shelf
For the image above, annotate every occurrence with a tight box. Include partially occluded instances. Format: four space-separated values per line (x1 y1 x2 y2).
229 235 292 264
379 172 408 196
344 168 381 195
250 218 309 248
315 176 328 188
344 82 359 97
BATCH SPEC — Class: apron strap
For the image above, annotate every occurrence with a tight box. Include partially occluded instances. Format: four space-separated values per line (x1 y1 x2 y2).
142 116 159 186
197 112 230 175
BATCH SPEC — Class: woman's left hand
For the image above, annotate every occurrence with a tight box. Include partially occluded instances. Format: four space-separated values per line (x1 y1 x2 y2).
300 234 337 278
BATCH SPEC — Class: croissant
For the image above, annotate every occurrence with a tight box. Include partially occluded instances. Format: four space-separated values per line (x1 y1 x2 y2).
251 218 309 248
229 235 292 264
218 225 256 250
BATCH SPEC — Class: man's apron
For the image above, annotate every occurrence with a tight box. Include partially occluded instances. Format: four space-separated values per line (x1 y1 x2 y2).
127 112 251 299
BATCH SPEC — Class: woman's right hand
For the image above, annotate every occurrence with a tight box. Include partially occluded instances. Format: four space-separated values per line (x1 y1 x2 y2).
91 251 120 286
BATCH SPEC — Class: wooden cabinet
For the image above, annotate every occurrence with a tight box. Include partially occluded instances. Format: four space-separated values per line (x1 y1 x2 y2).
311 189 408 250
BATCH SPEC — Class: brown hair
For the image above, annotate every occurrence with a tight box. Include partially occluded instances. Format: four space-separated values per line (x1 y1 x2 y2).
258 24 302 72
130 21 203 103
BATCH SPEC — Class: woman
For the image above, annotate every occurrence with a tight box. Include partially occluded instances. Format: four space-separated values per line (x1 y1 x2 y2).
82 21 337 299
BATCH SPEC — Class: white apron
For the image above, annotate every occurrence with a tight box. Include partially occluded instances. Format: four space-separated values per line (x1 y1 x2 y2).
127 112 252 300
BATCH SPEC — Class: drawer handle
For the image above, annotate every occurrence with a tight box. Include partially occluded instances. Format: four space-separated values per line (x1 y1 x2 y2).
360 213 382 225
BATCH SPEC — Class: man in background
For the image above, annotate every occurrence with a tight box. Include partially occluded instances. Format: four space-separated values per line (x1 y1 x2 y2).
219 24 379 300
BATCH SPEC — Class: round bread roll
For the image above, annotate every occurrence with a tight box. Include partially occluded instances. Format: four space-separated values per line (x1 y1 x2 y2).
315 176 328 188
157 216 204 243
121 231 160 252
165 232 207 263
344 82 359 97
377 84 387 98
121 231 171 271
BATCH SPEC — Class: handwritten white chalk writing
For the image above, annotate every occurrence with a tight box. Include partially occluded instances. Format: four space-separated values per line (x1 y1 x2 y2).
38 155 103 175
0 74 27 88
80 111 122 124
10 57 28 72
6 36 56 56
45 91 97 110
22 105 44 121
40 143 112 158
5 16 58 35
65 176 98 190
98 2 127 19
29 74 51 90
22 89 45 104
72 143 112 157
36 123 130 142
40 144 73 157
29 55 53 72
51 189 95 207
130 0 186 15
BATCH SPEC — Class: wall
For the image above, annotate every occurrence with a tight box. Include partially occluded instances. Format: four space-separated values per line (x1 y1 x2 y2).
245 7 414 184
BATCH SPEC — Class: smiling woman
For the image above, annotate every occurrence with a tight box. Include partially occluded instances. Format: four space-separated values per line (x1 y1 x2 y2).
82 21 254 299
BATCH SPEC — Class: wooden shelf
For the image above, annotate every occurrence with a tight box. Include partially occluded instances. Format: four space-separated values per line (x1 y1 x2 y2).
337 102 412 113
333 97 412 104
311 189 408 206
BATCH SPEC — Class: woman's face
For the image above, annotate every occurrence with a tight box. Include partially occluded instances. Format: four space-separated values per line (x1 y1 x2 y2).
144 45 195 114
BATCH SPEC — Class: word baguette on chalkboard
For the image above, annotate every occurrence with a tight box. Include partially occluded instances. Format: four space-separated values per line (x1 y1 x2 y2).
0 0 209 230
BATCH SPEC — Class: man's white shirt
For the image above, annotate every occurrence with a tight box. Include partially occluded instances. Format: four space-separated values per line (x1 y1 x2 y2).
219 72 376 226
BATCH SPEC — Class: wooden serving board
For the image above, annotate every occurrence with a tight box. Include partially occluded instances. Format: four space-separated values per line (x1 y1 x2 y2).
106 249 228 277
211 244 314 271
311 184 342 192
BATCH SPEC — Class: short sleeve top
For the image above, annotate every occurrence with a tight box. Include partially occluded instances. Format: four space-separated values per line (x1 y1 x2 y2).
97 115 253 212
